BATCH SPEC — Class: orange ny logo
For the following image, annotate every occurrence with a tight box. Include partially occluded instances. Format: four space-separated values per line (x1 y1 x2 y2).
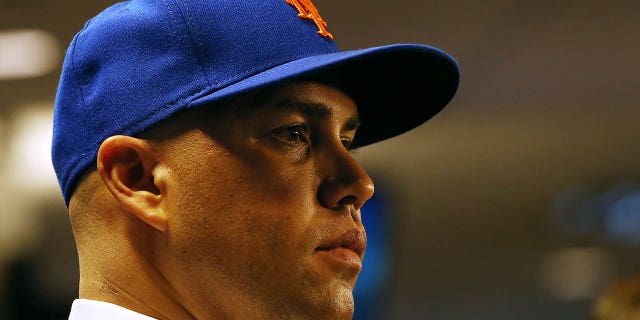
286 0 334 40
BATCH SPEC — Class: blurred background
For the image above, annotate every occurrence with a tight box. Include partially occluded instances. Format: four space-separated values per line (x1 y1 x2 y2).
0 0 639 319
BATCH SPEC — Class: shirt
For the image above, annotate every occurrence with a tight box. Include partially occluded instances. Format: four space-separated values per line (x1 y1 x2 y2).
68 299 159 320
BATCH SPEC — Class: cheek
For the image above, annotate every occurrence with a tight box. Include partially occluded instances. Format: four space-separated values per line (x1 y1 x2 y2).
166 149 319 270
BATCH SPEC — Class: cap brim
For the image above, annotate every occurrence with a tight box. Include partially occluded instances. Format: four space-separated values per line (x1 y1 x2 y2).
190 43 460 148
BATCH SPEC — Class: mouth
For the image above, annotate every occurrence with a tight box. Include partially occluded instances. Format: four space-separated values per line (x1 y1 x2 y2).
315 229 367 268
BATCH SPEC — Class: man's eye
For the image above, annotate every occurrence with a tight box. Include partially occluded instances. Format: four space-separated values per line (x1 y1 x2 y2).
269 124 310 146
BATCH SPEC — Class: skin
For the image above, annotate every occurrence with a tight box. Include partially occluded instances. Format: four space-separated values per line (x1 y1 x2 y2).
69 81 375 320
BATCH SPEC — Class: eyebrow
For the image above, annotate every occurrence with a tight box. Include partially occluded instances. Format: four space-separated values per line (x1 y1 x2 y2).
273 98 361 131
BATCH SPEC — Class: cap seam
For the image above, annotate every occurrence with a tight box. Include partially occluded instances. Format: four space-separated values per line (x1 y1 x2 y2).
69 20 94 134
161 0 212 88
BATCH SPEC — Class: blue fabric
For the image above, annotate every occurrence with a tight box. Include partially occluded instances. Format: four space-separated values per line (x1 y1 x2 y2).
52 0 460 205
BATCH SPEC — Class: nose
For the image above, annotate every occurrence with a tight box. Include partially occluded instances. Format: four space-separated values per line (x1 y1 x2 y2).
317 147 375 213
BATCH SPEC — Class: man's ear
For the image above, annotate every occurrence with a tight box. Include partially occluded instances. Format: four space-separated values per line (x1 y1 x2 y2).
97 135 169 232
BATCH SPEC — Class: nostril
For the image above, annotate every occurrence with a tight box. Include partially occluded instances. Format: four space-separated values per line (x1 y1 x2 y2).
337 195 358 207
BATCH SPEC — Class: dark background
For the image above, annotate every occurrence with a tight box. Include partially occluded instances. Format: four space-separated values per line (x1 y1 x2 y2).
1 1 639 319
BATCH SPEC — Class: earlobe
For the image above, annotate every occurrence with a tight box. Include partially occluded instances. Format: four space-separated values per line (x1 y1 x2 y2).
97 135 169 232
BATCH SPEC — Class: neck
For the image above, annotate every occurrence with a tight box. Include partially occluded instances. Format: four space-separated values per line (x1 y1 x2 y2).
78 253 197 320
74 212 197 319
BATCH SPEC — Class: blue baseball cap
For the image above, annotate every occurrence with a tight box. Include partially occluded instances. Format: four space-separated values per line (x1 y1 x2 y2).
52 0 460 205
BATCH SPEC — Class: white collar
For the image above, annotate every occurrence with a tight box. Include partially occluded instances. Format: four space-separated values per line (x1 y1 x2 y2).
68 299 158 320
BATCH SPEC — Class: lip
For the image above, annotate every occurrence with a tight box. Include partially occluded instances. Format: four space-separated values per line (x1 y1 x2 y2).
315 229 366 269
316 247 363 269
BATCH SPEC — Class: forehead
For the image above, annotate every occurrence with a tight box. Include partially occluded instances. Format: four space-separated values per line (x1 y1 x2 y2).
249 81 359 118
141 81 359 140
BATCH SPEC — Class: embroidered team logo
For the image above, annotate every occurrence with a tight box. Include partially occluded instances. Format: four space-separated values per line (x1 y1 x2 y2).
286 0 334 40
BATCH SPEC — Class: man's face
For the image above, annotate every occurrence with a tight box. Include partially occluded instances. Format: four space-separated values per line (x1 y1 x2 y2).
154 81 375 319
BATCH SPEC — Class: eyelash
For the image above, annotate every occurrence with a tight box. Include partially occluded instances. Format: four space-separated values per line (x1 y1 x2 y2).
341 137 353 150
269 124 311 147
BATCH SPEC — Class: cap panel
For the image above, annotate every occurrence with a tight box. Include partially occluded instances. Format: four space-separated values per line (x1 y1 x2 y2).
173 0 338 90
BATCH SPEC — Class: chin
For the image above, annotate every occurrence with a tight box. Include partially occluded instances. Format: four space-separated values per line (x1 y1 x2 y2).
331 296 356 320
316 281 356 320
281 281 354 320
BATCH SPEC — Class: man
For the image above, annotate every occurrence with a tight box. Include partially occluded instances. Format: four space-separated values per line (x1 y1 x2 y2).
52 0 459 319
